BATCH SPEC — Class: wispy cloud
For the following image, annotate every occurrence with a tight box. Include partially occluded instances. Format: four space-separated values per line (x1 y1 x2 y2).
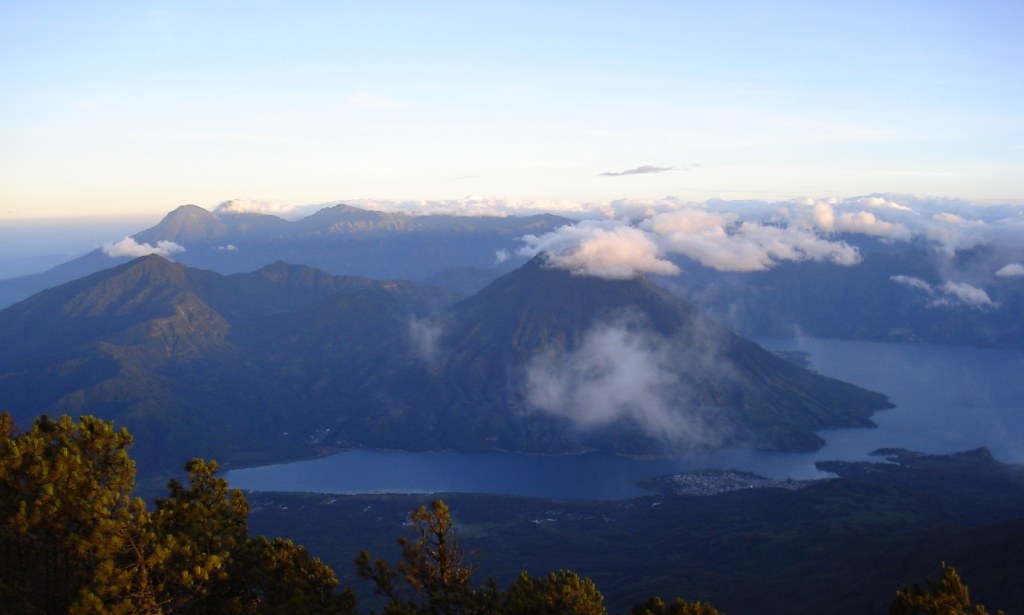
890 275 999 309
599 165 676 177
937 281 999 309
890 275 933 293
524 317 725 447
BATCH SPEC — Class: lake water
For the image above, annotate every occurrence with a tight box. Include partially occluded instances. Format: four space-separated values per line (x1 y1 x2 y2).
226 338 1024 499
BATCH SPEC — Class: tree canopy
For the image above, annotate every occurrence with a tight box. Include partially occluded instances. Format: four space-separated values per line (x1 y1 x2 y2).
3 412 1006 615
0 413 353 615
891 563 1004 615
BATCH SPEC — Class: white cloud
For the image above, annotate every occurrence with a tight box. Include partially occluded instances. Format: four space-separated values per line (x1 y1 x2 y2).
996 263 1024 277
214 199 296 217
812 202 837 231
494 249 510 264
834 211 911 239
936 281 998 309
801 200 911 240
407 316 443 362
345 196 594 218
854 196 914 211
516 205 861 277
524 320 719 445
319 193 1024 247
891 275 998 309
933 212 967 224
102 236 185 259
735 221 861 267
891 275 933 293
924 212 989 254
643 209 861 272
599 165 676 177
216 194 1024 264
518 220 680 279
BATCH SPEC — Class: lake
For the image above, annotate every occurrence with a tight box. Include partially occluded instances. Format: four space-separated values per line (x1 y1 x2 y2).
225 338 1024 499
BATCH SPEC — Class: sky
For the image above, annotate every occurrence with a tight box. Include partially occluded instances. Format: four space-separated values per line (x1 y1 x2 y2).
1 0 1022 224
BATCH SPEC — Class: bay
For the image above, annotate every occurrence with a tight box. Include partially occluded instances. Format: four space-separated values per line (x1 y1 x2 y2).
226 338 1024 499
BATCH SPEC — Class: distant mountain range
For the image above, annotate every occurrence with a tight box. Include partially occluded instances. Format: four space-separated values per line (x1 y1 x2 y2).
0 203 571 308
0 254 889 474
3 203 1020 350
658 237 1024 349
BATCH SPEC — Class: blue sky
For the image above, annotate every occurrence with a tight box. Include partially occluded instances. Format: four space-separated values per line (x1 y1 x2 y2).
1 0 1022 220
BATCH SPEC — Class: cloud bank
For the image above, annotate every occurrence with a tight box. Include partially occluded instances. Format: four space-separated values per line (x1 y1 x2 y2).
198 194 1024 281
507 193 1023 279
518 206 861 278
102 237 185 259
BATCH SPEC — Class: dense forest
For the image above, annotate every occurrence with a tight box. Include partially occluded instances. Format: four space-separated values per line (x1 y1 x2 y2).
0 414 1006 614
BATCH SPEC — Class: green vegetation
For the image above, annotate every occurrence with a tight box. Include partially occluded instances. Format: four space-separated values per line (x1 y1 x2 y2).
891 563 1004 615
0 413 352 614
1 413 1013 614
0 414 715 614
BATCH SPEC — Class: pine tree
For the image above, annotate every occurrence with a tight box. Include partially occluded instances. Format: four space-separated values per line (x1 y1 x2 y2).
891 563 1004 615
499 570 606 615
1 413 354 614
630 595 724 615
356 499 489 615
0 413 137 614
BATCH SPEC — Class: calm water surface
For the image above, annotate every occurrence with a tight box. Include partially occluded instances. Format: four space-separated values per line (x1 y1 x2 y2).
226 339 1024 499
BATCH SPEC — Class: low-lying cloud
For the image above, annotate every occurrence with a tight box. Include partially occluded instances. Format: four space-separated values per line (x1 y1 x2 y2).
810 202 911 240
938 281 999 308
646 210 861 271
214 199 296 217
524 320 721 446
891 275 999 309
196 193 1024 281
996 263 1024 277
519 220 680 279
407 316 444 362
102 237 185 259
203 193 1023 250
518 208 860 278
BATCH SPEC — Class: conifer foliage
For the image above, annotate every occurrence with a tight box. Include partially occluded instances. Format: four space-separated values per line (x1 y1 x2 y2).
355 498 718 615
0 413 354 614
6 412 1000 615
891 563 1004 615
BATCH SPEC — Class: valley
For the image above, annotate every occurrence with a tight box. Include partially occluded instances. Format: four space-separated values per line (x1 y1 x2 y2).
2 201 1023 613
0 252 891 476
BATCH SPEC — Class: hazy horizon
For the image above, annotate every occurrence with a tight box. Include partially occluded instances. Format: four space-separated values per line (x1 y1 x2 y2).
4 191 1023 282
2 2 1021 221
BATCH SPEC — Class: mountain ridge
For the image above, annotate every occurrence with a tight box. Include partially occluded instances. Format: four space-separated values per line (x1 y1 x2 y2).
0 203 574 308
0 255 892 473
